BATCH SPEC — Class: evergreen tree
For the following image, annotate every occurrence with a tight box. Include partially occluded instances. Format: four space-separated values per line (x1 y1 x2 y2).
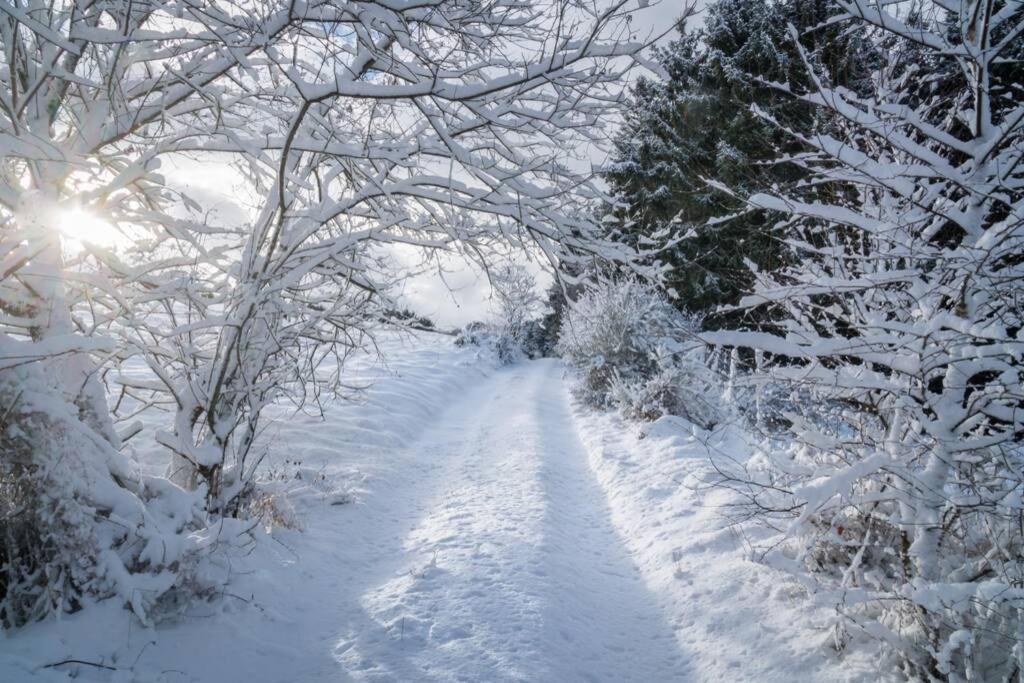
605 0 871 327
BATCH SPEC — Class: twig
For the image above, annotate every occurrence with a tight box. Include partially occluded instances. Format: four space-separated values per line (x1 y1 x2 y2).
42 659 117 671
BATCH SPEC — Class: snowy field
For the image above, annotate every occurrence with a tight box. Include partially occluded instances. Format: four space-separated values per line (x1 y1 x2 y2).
0 334 887 682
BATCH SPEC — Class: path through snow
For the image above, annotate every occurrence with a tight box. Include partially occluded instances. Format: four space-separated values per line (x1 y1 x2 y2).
326 359 685 681
1 350 883 682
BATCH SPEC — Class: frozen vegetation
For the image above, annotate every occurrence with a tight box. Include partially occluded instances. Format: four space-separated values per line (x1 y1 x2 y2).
1 0 1021 680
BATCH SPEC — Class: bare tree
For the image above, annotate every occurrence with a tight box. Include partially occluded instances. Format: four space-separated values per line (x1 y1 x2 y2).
705 0 1024 677
490 263 540 360
1 0 678 621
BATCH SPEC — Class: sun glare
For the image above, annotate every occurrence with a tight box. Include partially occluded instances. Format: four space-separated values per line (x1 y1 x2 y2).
58 208 123 250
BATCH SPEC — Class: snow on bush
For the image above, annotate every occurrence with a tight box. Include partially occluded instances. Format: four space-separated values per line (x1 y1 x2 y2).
558 279 722 428
608 354 722 427
455 321 501 356
0 363 206 628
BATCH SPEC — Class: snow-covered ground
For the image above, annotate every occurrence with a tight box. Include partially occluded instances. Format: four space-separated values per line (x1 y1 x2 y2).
571 408 888 682
1 338 885 682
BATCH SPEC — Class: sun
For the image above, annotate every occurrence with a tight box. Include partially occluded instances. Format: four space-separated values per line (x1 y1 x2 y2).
58 208 123 250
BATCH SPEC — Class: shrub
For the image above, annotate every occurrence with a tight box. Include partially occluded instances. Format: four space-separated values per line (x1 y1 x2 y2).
0 364 205 628
608 352 723 428
557 279 722 427
489 265 542 364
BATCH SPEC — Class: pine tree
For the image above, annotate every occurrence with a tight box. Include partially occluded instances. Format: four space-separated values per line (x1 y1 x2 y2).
606 0 872 327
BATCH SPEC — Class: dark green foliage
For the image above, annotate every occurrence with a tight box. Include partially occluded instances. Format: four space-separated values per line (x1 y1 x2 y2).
527 280 576 358
605 0 872 327
381 308 436 330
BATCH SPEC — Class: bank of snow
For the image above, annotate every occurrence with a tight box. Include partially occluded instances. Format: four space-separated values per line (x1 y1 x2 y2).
569 402 891 682
0 332 497 683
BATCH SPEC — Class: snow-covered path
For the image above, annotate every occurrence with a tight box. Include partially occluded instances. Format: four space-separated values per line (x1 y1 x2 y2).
326 359 686 681
1 349 882 682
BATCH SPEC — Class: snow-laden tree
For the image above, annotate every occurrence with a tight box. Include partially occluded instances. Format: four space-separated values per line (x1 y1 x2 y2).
605 0 873 327
0 0 222 626
1 0 668 623
704 0 1024 677
490 264 541 361
128 0 668 512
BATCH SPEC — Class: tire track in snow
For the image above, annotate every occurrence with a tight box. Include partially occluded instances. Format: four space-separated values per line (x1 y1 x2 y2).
532 362 690 682
333 359 686 681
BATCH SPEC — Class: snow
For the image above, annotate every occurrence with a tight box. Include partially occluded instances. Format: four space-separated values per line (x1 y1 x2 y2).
569 409 889 682
1 339 886 681
330 359 684 681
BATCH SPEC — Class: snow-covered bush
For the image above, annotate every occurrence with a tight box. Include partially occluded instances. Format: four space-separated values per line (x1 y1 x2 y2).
608 352 723 428
558 280 722 428
455 322 497 348
705 0 1024 677
452 322 506 366
0 364 204 628
557 279 676 401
